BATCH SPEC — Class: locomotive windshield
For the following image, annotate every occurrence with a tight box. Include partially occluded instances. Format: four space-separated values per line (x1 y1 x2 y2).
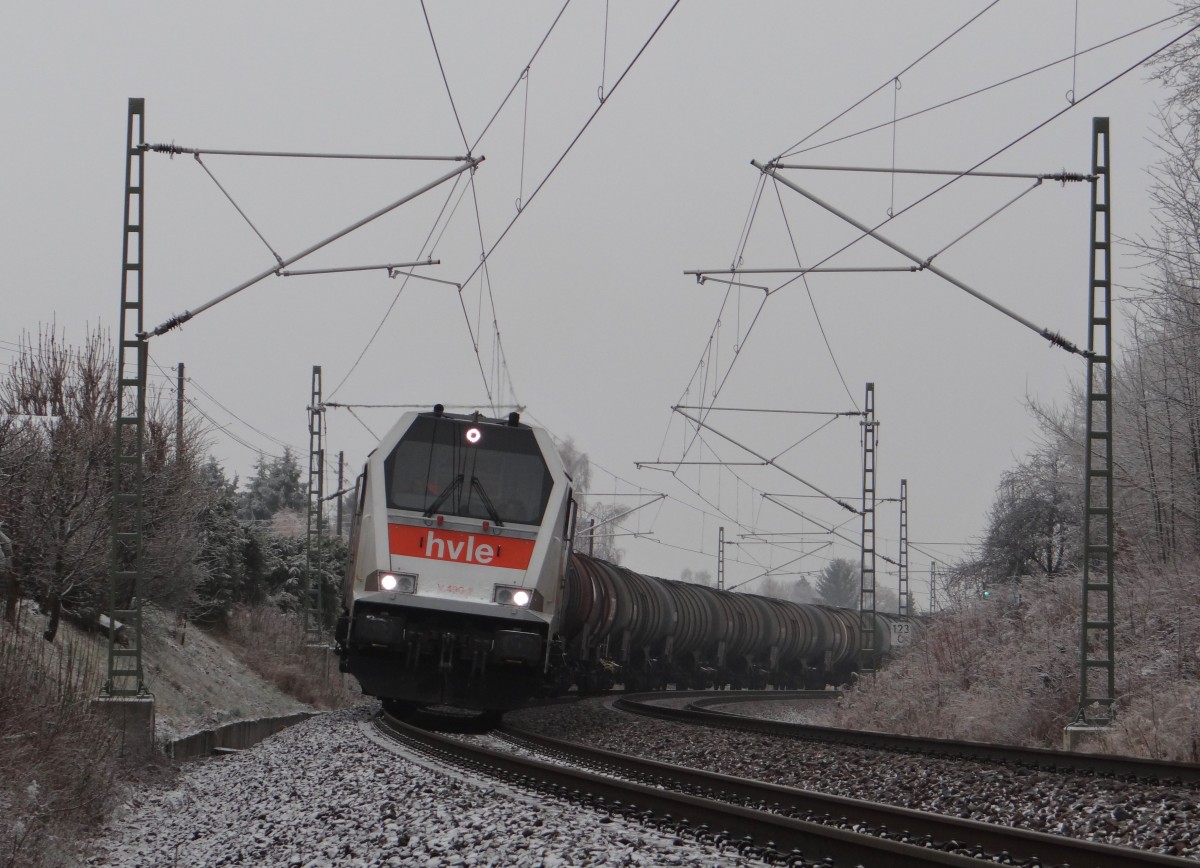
383 415 553 526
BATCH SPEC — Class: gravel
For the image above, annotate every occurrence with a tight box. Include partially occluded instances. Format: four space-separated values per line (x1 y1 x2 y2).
80 696 1200 865
80 705 767 867
507 698 1200 861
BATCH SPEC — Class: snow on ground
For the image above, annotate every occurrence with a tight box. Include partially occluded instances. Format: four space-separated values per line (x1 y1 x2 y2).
136 606 314 744
81 706 766 867
10 601 313 745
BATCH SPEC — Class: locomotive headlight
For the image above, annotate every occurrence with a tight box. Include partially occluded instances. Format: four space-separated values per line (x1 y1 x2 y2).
465 427 482 445
493 585 532 607
372 572 417 594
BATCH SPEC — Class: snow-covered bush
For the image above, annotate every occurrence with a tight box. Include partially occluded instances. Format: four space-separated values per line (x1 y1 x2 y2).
827 560 1200 760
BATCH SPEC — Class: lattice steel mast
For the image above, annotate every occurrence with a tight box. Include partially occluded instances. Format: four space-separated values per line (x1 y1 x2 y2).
929 562 938 613
717 526 726 591
305 365 326 641
858 383 877 676
104 98 148 697
898 479 909 616
1075 117 1115 726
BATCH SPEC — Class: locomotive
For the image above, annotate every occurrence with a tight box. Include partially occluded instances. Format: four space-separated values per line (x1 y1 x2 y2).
335 406 916 711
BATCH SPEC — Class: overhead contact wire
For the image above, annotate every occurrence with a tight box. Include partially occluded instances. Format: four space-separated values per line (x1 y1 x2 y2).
470 1 573 152
766 17 1200 326
455 0 682 294
786 10 1188 158
599 0 610 101
1069 0 1080 104
771 178 858 408
779 0 1001 158
422 0 470 154
328 171 470 399
666 175 769 470
421 0 507 410
165 359 294 460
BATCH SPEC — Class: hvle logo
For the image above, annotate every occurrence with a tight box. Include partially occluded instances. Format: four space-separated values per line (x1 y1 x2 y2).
426 530 495 565
389 523 534 570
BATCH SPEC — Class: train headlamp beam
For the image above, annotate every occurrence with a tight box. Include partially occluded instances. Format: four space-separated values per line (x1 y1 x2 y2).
751 159 1089 358
142 156 483 339
672 407 859 515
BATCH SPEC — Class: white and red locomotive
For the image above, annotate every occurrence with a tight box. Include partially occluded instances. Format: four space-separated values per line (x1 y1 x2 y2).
336 406 916 711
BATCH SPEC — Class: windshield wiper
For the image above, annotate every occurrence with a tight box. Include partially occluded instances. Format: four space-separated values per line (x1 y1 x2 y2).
423 474 464 518
469 476 504 527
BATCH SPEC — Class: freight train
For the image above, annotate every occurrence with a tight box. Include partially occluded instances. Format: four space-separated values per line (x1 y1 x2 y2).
335 406 917 711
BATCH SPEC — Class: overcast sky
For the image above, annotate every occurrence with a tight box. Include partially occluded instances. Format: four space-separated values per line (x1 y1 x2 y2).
1 2 1187 603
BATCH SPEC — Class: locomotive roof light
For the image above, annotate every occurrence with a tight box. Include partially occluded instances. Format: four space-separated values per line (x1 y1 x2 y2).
465 427 482 444
380 573 398 591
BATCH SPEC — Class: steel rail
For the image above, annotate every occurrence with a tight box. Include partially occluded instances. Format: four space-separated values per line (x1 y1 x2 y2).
618 693 1200 787
373 710 985 866
500 717 1196 868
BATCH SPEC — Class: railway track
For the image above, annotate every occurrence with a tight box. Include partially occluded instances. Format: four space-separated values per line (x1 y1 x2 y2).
617 690 1200 787
377 706 1195 867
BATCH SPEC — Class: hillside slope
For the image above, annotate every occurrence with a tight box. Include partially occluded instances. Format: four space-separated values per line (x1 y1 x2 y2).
11 602 316 744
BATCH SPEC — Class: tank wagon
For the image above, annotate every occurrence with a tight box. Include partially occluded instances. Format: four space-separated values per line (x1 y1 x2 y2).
561 553 915 693
336 406 918 712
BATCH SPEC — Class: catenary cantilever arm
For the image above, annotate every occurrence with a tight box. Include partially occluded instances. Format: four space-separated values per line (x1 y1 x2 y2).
752 160 1089 359
142 156 482 339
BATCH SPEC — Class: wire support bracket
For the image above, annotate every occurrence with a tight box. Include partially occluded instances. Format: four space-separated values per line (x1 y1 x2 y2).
140 143 473 161
766 162 1095 183
671 407 859 515
752 159 1092 359
141 156 483 339
686 266 918 283
278 259 441 278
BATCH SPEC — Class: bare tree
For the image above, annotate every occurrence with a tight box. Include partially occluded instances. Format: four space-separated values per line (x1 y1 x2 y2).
0 328 207 639
557 437 592 492
578 502 628 564
0 331 115 638
558 437 630 563
978 448 1081 580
